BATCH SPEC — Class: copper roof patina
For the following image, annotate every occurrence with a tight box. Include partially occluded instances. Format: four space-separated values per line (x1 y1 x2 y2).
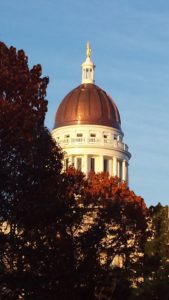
54 83 121 130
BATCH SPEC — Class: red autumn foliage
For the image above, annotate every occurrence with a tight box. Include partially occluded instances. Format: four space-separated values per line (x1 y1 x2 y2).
0 41 65 298
85 171 120 198
64 166 86 198
64 168 147 232
0 41 49 146
0 40 150 299
65 168 147 210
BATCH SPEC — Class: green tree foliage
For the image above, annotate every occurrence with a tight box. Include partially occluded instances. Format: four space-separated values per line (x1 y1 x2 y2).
133 204 169 300
147 204 169 263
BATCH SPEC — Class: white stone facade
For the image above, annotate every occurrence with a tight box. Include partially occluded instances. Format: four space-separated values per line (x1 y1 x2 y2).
52 124 131 182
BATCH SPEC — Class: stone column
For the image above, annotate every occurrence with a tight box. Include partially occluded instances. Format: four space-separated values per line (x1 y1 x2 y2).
113 156 117 177
98 156 104 173
117 160 120 178
122 160 126 181
126 162 129 186
69 155 74 167
109 158 113 176
83 154 88 175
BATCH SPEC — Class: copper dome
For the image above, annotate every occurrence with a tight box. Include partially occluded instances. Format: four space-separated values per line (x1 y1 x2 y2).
54 84 121 130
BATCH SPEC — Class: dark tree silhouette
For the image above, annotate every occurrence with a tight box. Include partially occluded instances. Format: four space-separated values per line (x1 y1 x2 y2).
61 169 148 299
0 41 150 300
0 41 66 299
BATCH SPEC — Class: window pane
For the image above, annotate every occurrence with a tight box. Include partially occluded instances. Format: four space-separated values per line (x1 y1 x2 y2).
91 158 95 172
65 158 69 169
119 160 122 179
77 158 82 171
104 159 108 172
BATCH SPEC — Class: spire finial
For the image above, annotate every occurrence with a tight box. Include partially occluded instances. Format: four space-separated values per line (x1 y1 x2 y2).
86 41 91 58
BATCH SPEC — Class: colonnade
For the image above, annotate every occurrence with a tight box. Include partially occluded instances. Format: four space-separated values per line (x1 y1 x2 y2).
65 155 128 183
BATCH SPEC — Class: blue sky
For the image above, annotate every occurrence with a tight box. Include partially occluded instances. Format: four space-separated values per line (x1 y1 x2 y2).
0 0 169 206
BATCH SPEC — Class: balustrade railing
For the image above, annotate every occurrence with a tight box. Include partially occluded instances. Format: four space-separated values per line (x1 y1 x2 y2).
58 137 128 152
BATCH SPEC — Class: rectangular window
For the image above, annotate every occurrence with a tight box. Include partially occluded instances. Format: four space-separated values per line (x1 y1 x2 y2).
90 133 96 137
90 158 95 172
65 134 70 138
104 135 107 139
65 158 69 170
77 157 82 171
118 160 122 180
77 133 83 137
104 159 109 172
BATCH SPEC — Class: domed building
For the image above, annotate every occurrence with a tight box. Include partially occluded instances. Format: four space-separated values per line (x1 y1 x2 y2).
52 43 131 182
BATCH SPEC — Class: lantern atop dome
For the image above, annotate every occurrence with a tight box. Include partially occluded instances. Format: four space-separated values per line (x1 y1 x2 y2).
81 42 95 84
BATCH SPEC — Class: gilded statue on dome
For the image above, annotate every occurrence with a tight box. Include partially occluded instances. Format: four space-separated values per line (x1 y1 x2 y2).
86 42 91 58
